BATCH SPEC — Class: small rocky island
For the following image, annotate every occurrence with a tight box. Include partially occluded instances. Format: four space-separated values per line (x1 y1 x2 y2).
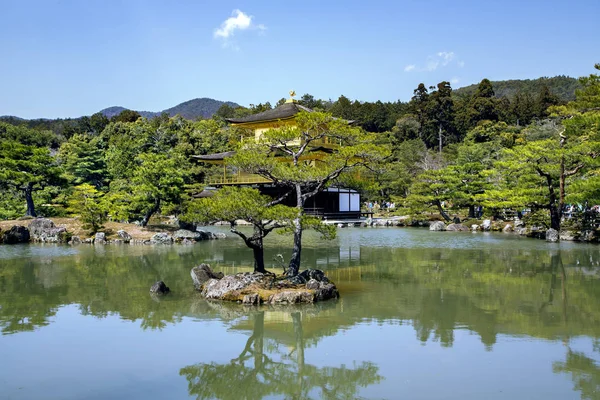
190 264 339 305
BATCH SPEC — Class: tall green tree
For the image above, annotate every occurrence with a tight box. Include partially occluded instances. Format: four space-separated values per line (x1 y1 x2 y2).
58 134 107 188
428 81 456 152
130 153 189 226
231 111 386 276
186 187 302 273
67 183 107 233
0 141 63 217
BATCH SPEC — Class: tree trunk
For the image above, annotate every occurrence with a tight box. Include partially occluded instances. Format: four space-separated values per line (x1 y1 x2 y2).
468 204 475 219
140 198 160 227
435 200 451 222
438 124 443 154
24 184 36 217
550 204 561 231
253 312 264 371
252 244 266 273
292 312 305 394
287 184 304 276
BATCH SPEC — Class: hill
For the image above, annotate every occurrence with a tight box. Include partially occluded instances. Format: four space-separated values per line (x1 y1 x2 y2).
454 75 581 102
98 98 240 120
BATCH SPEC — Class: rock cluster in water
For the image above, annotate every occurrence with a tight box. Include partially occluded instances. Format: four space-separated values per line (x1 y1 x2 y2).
191 264 339 305
150 281 170 295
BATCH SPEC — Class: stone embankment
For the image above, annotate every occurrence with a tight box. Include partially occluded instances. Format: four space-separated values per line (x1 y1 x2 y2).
427 217 600 243
190 264 339 305
0 218 226 245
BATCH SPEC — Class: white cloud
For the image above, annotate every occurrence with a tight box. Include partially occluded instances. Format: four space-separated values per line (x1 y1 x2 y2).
404 51 464 72
451 77 460 85
437 51 455 66
214 9 266 48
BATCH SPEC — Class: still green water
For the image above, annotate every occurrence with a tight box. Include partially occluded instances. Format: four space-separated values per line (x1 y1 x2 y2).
2 227 600 399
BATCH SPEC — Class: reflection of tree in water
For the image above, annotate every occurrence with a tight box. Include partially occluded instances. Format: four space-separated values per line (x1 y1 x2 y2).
180 311 382 400
554 349 600 400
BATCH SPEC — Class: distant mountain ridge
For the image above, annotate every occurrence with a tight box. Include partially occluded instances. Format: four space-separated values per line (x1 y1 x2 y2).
98 98 240 120
454 75 581 102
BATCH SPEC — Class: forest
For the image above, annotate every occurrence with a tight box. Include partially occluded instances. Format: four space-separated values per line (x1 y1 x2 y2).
0 66 599 235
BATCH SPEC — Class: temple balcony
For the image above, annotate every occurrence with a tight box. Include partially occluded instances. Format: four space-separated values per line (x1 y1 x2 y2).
203 172 272 186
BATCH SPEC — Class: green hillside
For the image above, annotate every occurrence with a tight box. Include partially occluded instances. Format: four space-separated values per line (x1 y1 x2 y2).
454 75 581 101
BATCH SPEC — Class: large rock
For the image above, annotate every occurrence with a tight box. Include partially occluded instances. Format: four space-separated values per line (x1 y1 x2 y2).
580 230 597 242
446 223 469 232
481 219 492 231
515 227 529 236
150 281 170 294
560 230 577 241
151 232 173 244
197 230 227 240
173 229 226 242
503 224 513 233
313 281 339 301
429 221 446 231
287 269 331 285
117 230 132 243
2 226 30 244
173 229 203 242
28 218 68 243
546 228 559 242
202 273 266 300
191 263 224 290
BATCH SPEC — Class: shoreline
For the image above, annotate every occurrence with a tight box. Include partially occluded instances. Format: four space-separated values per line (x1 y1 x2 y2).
1 216 598 245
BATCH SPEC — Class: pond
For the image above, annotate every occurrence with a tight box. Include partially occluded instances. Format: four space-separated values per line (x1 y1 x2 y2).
1 227 600 399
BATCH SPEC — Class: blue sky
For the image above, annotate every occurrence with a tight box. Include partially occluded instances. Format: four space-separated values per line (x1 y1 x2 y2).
1 0 598 119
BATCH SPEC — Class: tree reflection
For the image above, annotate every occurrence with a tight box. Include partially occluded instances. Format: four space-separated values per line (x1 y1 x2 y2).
179 310 382 400
554 349 600 400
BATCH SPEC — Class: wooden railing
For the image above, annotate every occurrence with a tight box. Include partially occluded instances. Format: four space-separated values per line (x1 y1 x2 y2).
204 174 272 185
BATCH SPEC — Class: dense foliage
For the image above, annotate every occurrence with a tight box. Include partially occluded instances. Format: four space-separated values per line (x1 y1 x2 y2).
0 64 598 238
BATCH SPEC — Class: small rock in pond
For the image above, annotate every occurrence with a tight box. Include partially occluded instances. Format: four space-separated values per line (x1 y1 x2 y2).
150 281 170 294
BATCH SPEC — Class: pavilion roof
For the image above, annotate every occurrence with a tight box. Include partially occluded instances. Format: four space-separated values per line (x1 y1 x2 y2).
225 102 313 124
192 151 236 161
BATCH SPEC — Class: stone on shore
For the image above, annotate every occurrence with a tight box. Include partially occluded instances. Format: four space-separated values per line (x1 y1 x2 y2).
429 221 446 231
117 230 132 243
503 224 513 233
560 230 577 241
151 232 173 244
28 218 69 243
150 281 170 294
546 228 559 242
94 232 106 244
446 223 469 232
482 219 492 231
69 236 82 245
198 230 227 240
2 226 30 244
